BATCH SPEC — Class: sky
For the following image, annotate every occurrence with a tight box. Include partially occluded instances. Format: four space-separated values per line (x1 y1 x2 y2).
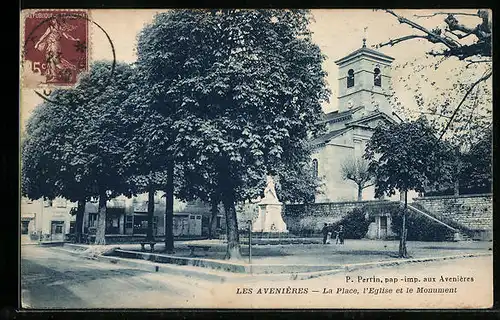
20 9 490 130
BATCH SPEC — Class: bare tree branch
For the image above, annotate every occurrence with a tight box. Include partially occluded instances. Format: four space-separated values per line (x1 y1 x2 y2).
413 12 479 18
437 70 492 142
382 9 491 59
444 12 491 41
384 9 458 49
466 59 492 67
376 35 429 48
407 110 454 119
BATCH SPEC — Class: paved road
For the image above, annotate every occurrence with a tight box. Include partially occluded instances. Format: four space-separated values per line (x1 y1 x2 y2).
21 245 493 309
21 245 213 308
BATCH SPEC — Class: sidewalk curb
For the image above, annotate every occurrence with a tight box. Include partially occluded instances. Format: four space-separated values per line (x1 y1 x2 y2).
52 246 492 282
53 247 233 282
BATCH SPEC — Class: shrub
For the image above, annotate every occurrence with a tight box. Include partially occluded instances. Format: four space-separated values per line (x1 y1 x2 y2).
331 207 373 239
390 208 453 241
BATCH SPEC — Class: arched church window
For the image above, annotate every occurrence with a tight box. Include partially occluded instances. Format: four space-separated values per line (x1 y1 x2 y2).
347 69 354 88
374 68 381 87
312 159 318 178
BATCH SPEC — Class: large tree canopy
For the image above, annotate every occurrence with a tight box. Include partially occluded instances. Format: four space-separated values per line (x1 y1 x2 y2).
136 9 329 259
22 61 139 245
21 87 93 242
365 117 454 197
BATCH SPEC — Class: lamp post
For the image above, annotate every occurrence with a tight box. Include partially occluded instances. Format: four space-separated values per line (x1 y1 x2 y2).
247 219 252 274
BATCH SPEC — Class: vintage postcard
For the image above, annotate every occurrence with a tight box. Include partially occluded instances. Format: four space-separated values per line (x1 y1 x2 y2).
19 9 493 309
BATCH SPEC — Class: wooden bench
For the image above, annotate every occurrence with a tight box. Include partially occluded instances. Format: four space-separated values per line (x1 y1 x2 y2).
187 244 211 256
140 241 157 252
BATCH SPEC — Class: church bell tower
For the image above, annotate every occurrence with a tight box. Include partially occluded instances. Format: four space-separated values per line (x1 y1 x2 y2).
334 38 395 116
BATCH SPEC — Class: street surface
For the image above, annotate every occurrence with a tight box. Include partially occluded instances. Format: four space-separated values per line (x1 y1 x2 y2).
21 245 214 308
21 245 493 309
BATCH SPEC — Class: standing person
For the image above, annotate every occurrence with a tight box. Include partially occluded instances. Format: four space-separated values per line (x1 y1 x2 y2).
321 223 329 245
338 224 345 245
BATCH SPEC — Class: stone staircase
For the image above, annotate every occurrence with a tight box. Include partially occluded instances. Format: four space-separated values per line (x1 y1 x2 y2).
407 203 474 241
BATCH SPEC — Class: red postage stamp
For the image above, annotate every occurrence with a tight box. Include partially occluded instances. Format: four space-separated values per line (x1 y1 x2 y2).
22 10 89 87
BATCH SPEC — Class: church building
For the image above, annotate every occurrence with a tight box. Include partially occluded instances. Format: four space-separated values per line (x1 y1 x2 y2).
311 40 398 202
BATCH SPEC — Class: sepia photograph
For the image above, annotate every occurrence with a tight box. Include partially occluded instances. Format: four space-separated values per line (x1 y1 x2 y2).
19 8 493 309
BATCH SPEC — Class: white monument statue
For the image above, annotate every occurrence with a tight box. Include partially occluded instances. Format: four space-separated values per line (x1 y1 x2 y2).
252 175 288 233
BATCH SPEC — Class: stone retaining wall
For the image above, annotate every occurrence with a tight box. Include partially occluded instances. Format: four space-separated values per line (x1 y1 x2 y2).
412 194 493 240
283 200 397 235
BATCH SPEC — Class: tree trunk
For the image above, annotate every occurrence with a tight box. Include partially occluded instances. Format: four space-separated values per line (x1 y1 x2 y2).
95 189 107 245
454 178 460 196
209 194 219 239
454 149 461 196
398 190 408 258
221 187 242 260
164 161 175 253
357 184 363 202
146 185 155 242
75 198 85 243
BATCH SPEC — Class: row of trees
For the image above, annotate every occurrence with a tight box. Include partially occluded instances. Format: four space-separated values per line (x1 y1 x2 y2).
21 9 327 260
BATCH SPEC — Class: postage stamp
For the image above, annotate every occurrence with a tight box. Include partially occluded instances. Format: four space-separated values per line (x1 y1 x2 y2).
22 10 89 88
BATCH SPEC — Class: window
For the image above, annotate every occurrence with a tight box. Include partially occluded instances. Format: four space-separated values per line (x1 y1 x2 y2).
374 68 381 87
125 215 133 229
347 69 354 88
196 215 202 220
312 159 318 178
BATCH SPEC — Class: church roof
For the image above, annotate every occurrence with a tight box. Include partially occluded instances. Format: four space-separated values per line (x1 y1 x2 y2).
310 127 349 146
335 46 395 65
311 110 396 147
319 106 364 124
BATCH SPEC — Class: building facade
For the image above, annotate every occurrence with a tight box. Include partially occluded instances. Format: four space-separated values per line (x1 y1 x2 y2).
21 193 223 241
21 197 77 242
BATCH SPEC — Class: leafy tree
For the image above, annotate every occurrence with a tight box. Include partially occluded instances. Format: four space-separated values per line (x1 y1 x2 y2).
340 157 374 201
21 88 92 243
65 61 138 245
364 117 453 257
458 130 492 193
124 69 175 245
136 9 329 260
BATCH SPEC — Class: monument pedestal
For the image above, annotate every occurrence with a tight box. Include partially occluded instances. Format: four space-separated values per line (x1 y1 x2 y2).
251 175 288 233
252 201 288 233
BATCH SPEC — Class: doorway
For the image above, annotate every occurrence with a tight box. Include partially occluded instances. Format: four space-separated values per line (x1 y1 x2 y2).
51 220 65 241
380 216 388 239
